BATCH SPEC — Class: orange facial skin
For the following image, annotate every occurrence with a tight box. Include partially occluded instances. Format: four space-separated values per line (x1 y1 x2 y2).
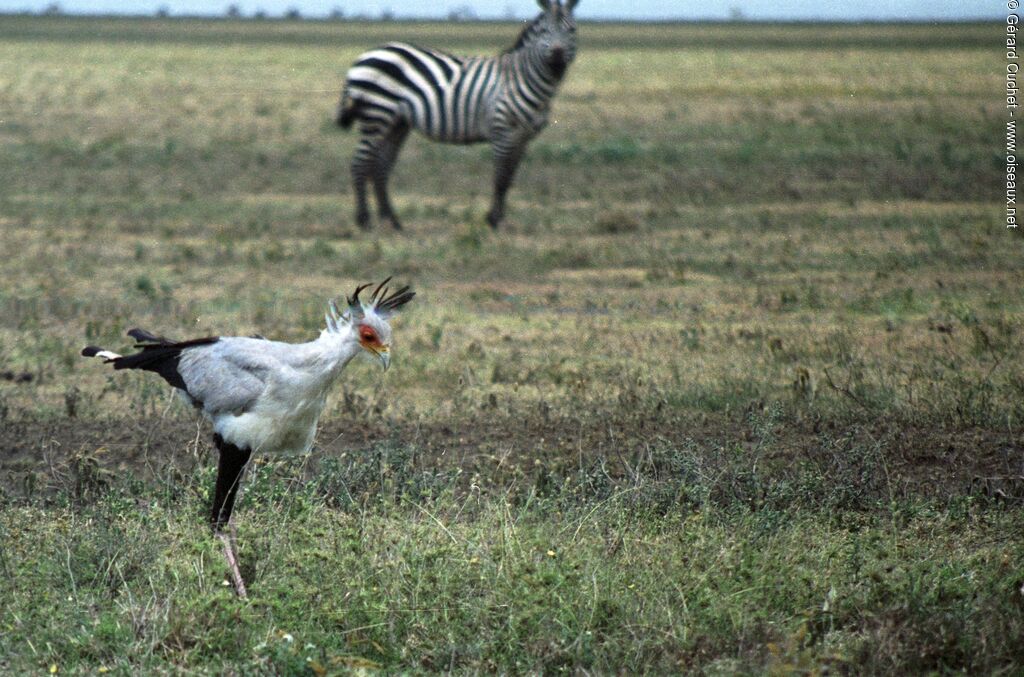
358 324 381 348
357 324 390 370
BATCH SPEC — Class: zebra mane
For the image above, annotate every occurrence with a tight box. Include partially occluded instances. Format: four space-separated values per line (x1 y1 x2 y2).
505 15 544 53
504 1 576 54
508 28 528 53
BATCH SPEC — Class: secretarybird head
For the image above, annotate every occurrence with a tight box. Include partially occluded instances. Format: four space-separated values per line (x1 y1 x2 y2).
81 278 415 597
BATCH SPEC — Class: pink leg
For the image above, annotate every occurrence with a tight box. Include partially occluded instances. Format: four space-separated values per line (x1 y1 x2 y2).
217 531 248 598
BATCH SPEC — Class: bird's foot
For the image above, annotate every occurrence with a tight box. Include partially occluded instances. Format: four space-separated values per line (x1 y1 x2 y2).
216 530 248 599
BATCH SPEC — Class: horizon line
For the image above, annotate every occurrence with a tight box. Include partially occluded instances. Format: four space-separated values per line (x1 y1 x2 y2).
0 10 1001 23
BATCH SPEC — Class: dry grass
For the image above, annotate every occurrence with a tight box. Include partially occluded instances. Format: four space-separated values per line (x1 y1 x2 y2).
0 15 1021 674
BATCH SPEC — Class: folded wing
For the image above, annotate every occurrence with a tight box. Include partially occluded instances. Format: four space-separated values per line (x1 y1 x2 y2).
176 338 274 415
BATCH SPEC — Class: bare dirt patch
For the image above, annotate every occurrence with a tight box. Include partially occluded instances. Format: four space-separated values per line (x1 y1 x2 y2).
3 407 1020 504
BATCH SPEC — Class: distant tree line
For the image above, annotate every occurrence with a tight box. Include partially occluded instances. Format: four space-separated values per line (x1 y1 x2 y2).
218 4 389 21
34 3 387 21
33 2 512 21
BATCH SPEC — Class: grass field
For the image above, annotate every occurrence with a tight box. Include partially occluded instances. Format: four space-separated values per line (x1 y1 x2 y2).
0 15 1021 674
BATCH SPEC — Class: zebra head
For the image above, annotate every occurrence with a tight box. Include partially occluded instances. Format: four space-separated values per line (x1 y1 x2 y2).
520 0 579 79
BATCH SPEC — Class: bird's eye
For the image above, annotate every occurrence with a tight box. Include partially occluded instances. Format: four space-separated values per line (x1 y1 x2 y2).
359 327 377 343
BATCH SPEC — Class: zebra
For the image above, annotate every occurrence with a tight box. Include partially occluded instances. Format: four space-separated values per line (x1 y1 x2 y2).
335 0 579 231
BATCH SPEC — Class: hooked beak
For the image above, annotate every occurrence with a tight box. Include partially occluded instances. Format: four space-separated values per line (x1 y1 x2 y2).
376 347 390 372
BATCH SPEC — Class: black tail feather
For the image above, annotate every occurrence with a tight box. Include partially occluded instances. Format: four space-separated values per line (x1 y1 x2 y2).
127 327 175 345
85 328 218 392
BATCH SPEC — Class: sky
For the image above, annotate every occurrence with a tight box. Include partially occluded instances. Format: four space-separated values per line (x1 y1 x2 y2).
0 0 1000 21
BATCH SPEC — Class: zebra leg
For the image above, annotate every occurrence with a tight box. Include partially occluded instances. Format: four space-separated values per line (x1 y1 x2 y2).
486 142 527 230
371 122 410 231
351 137 377 230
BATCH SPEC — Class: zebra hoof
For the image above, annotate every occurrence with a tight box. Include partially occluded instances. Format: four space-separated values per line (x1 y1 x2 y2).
485 212 503 230
356 212 373 230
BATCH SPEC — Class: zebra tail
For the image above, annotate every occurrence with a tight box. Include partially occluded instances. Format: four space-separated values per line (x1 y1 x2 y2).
335 92 357 129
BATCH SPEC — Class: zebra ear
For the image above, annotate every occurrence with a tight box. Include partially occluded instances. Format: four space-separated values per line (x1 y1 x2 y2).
536 0 551 11
565 0 578 10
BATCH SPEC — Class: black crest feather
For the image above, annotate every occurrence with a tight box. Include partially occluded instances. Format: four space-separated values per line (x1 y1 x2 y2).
347 277 415 317
346 282 373 315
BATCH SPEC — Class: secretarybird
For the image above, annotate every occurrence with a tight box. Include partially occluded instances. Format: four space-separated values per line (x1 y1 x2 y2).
81 279 414 597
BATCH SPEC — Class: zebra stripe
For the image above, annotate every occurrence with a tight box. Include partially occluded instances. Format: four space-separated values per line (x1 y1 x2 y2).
336 0 579 230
